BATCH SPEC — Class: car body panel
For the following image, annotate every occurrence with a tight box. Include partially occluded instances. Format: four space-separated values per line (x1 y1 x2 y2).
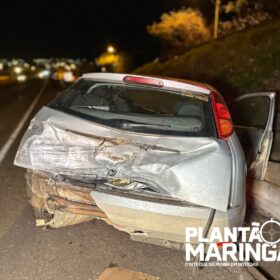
14 106 232 212
82 73 211 95
227 133 246 208
90 190 246 248
24 170 246 249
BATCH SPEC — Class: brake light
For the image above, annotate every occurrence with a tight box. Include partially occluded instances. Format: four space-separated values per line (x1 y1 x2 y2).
211 91 233 139
123 76 164 87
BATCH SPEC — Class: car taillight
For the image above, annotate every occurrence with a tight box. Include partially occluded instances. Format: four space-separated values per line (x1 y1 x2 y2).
123 76 164 87
211 91 233 139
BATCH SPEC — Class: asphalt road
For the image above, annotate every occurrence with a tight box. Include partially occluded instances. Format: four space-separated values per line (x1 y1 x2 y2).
0 80 276 280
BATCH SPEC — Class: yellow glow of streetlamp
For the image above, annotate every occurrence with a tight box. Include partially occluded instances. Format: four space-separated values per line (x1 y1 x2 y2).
107 45 116 54
14 66 23 74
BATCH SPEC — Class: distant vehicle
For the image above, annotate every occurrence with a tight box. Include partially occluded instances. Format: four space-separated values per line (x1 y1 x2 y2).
14 73 275 248
53 66 76 83
9 65 29 82
37 69 51 79
16 74 27 82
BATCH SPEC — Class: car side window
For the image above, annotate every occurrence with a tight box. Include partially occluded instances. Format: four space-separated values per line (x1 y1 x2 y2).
230 96 270 129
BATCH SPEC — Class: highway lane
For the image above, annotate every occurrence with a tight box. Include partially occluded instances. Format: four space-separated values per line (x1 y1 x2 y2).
0 81 42 149
0 79 62 240
0 80 276 280
0 80 59 150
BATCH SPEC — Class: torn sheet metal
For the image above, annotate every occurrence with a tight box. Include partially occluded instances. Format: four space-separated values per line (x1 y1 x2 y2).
15 107 232 211
25 171 245 246
26 171 106 228
97 267 160 280
46 211 95 229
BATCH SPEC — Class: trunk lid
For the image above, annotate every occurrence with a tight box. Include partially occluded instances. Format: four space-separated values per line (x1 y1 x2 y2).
14 107 232 212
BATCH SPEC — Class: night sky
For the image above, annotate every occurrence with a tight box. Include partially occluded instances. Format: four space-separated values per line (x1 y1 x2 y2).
0 1 214 65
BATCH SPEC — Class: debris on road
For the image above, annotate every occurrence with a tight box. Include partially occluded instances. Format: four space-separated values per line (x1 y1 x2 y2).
98 267 160 280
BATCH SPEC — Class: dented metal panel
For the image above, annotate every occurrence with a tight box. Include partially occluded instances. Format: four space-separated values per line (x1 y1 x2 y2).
90 190 246 245
15 107 232 211
25 171 245 246
14 107 232 211
25 171 107 228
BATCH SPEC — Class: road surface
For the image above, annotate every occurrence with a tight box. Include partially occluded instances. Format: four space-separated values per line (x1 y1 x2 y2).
0 80 277 280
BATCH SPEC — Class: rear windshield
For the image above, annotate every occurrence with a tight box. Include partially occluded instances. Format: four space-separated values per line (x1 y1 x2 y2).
49 79 216 137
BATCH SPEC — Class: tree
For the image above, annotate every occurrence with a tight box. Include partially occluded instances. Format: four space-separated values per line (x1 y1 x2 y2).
219 0 271 35
223 0 248 15
147 8 211 48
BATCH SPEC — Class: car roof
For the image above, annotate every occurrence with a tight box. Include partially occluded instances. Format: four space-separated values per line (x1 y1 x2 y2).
82 73 211 95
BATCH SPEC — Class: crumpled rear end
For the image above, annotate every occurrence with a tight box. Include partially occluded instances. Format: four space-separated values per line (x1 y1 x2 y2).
25 170 245 249
14 107 232 212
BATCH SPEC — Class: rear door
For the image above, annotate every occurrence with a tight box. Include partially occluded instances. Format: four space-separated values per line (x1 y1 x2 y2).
230 92 276 180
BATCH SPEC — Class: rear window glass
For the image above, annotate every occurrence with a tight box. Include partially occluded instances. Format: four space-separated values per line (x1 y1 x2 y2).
49 79 216 137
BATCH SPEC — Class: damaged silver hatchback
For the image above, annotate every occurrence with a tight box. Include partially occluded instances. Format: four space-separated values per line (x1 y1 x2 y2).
14 73 275 249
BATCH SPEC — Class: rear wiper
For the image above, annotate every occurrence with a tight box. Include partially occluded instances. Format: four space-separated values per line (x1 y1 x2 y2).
121 122 171 129
71 105 110 111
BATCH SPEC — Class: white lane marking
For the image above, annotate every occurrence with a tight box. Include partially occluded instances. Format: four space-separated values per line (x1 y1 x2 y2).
0 81 47 164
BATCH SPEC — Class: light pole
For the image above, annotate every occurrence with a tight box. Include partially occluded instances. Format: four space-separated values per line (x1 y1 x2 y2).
213 0 221 39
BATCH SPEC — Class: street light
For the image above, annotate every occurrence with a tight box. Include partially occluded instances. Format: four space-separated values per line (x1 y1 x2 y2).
107 45 116 54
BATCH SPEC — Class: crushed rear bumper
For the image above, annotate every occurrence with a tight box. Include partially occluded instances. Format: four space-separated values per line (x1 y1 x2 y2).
27 171 245 249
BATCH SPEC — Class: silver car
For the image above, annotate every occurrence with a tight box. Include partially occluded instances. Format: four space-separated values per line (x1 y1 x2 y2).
14 73 275 249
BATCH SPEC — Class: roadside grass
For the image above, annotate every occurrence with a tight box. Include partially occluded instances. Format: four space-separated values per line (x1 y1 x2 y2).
134 18 280 160
134 18 280 101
